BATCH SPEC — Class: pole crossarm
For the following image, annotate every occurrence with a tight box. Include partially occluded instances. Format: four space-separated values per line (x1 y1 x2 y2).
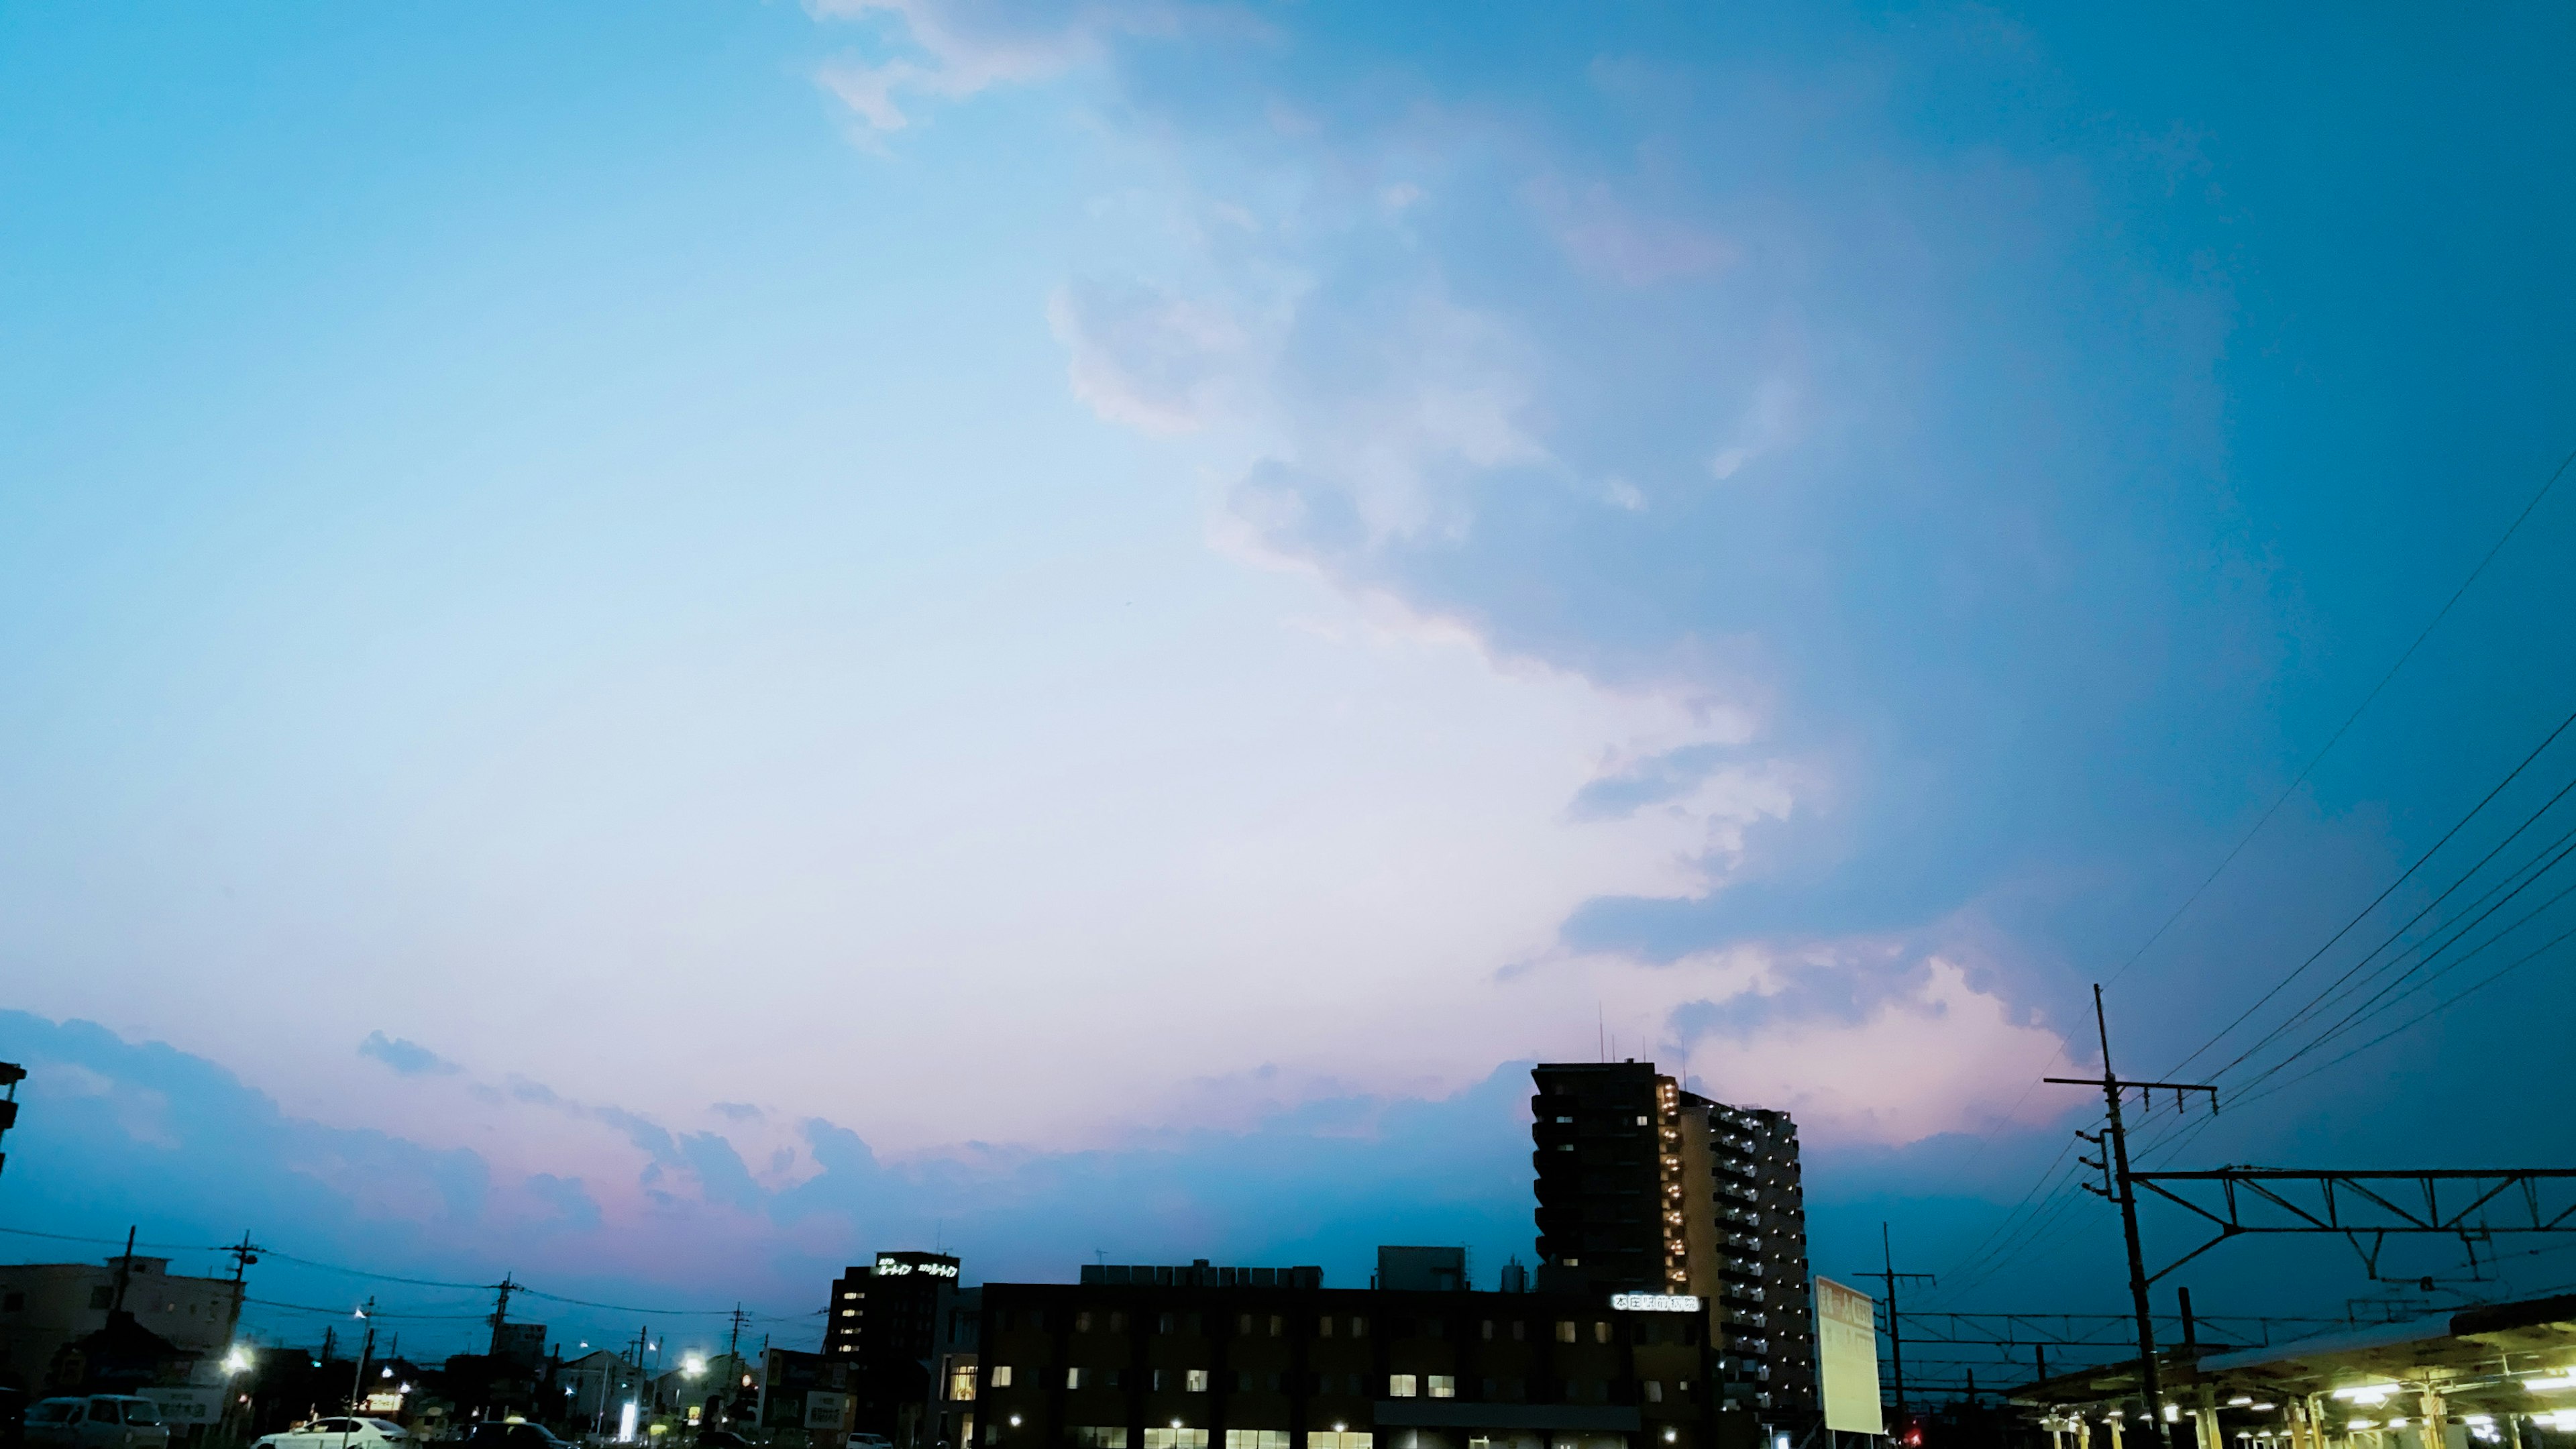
2043 1076 2220 1112
2127 1169 2576 1283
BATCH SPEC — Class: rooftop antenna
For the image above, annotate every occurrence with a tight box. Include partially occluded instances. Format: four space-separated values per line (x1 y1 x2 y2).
1597 1005 1605 1063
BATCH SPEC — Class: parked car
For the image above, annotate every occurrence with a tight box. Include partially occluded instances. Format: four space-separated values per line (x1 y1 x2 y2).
23 1397 171 1449
252 1418 411 1449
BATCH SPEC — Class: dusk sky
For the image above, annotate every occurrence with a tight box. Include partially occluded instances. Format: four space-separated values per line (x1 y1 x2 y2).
6 1 2576 1374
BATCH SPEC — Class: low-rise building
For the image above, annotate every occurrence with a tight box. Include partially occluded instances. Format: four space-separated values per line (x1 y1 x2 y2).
0 1256 239 1391
965 1258 1746 1449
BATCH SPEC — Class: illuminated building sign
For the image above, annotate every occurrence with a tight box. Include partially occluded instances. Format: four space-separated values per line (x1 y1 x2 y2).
1609 1293 1702 1313
877 1256 961 1278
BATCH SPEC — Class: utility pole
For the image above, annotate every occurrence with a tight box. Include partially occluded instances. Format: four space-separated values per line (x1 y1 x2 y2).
2047 985 2217 1449
225 1232 262 1342
350 1299 378 1411
1855 1224 1937 1436
110 1226 138 1313
488 1274 521 1357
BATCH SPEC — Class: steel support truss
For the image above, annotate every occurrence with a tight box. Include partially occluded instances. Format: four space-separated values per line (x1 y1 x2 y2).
2127 1168 2576 1283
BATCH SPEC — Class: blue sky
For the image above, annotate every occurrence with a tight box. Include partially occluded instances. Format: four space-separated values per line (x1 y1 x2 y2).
6 0 2576 1377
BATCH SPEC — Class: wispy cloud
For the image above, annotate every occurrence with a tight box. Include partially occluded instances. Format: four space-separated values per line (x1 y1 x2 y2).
358 1032 461 1078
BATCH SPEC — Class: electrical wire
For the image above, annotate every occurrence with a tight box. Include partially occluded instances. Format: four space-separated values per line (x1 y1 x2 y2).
2103 447 2576 990
2167 709 2576 1078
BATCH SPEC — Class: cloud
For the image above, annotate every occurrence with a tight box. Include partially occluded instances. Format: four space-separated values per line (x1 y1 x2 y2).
1047 281 1244 434
811 0 1226 134
1671 953 2065 1144
357 1032 460 1078
1523 175 1737 285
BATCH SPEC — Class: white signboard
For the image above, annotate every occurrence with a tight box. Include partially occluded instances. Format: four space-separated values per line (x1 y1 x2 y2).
1815 1277 1884 1436
804 1391 852 1432
1609 1293 1703 1313
140 1388 227 1426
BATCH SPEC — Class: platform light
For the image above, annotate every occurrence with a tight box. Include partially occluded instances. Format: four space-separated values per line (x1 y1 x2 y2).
2251 1405 2275 1412
2165 1405 2182 1424
2333 1386 2401 1405
2230 1397 2254 1407
2348 1421 2376 1430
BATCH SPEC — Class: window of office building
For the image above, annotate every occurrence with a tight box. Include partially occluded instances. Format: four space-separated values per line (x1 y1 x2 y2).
1593 1322 1611 1344
1066 1368 1085 1389
1427 1377 1454 1400
989 1366 1013 1388
1144 1431 1209 1449
1306 1434 1372 1449
1269 1315 1284 1337
1350 1318 1368 1338
948 1368 977 1401
1075 1430 1129 1448
1226 1432 1291 1449
1644 1382 1663 1403
1387 1376 1417 1399
1554 1322 1576 1344
1185 1371 1210 1393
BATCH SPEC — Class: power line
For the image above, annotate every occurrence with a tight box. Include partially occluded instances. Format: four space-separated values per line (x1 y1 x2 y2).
2104 447 2576 989
2166 706 2576 1078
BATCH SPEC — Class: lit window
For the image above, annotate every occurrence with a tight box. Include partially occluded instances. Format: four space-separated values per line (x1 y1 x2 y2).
1185 1370 1210 1393
1226 1433 1291 1449
1067 1368 1085 1389
1144 1432 1209 1449
1270 1316 1284 1337
1556 1322 1578 1344
1350 1318 1368 1338
1076 1431 1130 1448
1428 1377 1455 1400
841 1310 857 1318
1646 1383 1664 1404
843 1293 859 1300
1388 1376 1418 1399
1306 1434 1373 1449
948 1369 977 1402
1594 1322 1611 1344
991 1366 1013 1388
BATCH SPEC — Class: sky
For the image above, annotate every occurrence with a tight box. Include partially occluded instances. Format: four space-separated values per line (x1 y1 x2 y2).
6 0 2576 1382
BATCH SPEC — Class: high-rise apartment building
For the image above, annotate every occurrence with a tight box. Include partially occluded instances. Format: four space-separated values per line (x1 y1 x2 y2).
1677 1096 1815 1421
1529 1063 1815 1425
825 1250 963 1446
